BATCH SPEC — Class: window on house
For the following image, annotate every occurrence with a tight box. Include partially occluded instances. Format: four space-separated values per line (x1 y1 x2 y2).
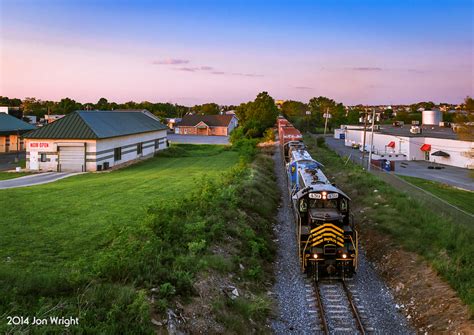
114 147 122 161
137 143 143 155
40 153 47 162
155 140 159 150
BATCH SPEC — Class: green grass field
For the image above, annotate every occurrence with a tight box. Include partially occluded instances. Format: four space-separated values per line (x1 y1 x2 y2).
0 145 237 273
0 144 241 333
400 175 474 215
0 142 278 334
0 171 32 180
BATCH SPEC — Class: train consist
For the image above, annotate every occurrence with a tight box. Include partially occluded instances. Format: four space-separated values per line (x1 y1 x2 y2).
277 117 359 280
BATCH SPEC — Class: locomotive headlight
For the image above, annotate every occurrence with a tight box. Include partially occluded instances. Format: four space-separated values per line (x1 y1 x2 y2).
342 253 347 259
322 191 327 200
312 253 318 259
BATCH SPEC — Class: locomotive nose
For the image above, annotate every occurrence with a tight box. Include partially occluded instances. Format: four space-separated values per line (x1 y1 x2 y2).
327 264 336 275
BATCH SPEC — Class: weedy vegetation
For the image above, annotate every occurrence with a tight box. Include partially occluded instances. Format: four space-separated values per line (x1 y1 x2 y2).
305 136 474 314
0 141 278 333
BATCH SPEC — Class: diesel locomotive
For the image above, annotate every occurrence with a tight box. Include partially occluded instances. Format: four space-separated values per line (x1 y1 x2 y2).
279 118 358 280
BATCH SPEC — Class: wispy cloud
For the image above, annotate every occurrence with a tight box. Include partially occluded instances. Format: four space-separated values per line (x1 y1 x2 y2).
350 67 383 72
293 86 312 90
402 68 426 74
232 72 264 78
175 67 199 72
153 58 190 65
171 65 263 77
174 66 215 73
156 59 263 77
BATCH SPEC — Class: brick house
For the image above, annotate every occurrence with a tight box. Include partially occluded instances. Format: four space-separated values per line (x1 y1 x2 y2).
175 115 238 136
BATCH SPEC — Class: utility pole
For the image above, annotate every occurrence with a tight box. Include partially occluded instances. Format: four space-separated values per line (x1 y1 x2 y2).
361 107 368 166
368 108 376 171
306 110 311 132
323 107 329 135
15 129 19 163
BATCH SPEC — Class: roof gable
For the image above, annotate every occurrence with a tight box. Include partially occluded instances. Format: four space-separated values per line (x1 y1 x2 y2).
23 112 97 139
24 111 167 139
195 121 209 128
178 114 235 127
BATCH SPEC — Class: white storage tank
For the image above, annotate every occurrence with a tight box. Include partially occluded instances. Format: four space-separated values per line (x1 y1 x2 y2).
422 110 442 125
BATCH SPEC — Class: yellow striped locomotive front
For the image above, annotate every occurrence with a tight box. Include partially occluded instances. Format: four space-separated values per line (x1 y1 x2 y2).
303 222 358 279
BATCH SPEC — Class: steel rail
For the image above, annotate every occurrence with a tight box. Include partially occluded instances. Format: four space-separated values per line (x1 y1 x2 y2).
314 281 329 335
342 280 366 335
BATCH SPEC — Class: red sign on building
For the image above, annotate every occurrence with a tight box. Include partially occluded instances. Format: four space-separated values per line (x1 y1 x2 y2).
30 142 49 148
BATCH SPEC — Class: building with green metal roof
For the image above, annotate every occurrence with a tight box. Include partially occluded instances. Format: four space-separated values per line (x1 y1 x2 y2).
24 110 168 172
0 113 36 153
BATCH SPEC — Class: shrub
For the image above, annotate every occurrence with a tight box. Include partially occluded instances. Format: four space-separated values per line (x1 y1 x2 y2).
316 136 326 147
263 128 275 142
229 127 245 144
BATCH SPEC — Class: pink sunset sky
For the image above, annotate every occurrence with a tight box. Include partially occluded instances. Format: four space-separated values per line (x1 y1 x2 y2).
1 0 472 106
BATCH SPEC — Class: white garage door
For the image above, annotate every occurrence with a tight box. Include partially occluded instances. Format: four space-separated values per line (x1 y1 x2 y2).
59 146 85 172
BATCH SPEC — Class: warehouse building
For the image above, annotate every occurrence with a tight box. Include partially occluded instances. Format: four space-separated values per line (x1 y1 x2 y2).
338 124 473 169
0 113 36 153
24 110 168 172
175 114 238 136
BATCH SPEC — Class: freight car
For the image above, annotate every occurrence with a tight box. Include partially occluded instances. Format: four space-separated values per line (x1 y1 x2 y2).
279 126 303 161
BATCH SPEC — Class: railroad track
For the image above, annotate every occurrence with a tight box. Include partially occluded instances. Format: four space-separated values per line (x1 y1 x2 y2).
307 278 373 334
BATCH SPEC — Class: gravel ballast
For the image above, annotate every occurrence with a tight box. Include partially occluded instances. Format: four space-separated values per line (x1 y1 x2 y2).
270 144 414 334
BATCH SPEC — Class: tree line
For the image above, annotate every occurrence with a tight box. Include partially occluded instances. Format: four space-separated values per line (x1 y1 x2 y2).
1 94 472 137
0 96 238 120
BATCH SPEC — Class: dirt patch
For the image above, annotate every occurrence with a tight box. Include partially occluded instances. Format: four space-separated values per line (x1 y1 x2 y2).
361 226 473 334
179 271 235 334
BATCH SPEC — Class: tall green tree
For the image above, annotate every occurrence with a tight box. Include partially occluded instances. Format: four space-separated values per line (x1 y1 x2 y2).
0 96 22 107
235 92 279 137
57 98 82 114
95 97 110 110
308 96 338 128
192 103 220 115
22 98 47 118
464 96 474 112
281 100 307 119
347 109 360 124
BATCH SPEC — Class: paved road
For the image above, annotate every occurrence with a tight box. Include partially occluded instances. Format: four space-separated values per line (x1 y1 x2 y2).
0 172 80 189
0 152 26 171
168 134 229 145
325 136 474 191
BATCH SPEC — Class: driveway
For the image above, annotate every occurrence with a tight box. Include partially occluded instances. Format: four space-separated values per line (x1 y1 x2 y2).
325 136 474 191
0 172 80 189
0 152 25 171
168 134 229 145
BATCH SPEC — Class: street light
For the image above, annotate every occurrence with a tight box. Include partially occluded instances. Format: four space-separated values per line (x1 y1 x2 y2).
305 110 311 132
